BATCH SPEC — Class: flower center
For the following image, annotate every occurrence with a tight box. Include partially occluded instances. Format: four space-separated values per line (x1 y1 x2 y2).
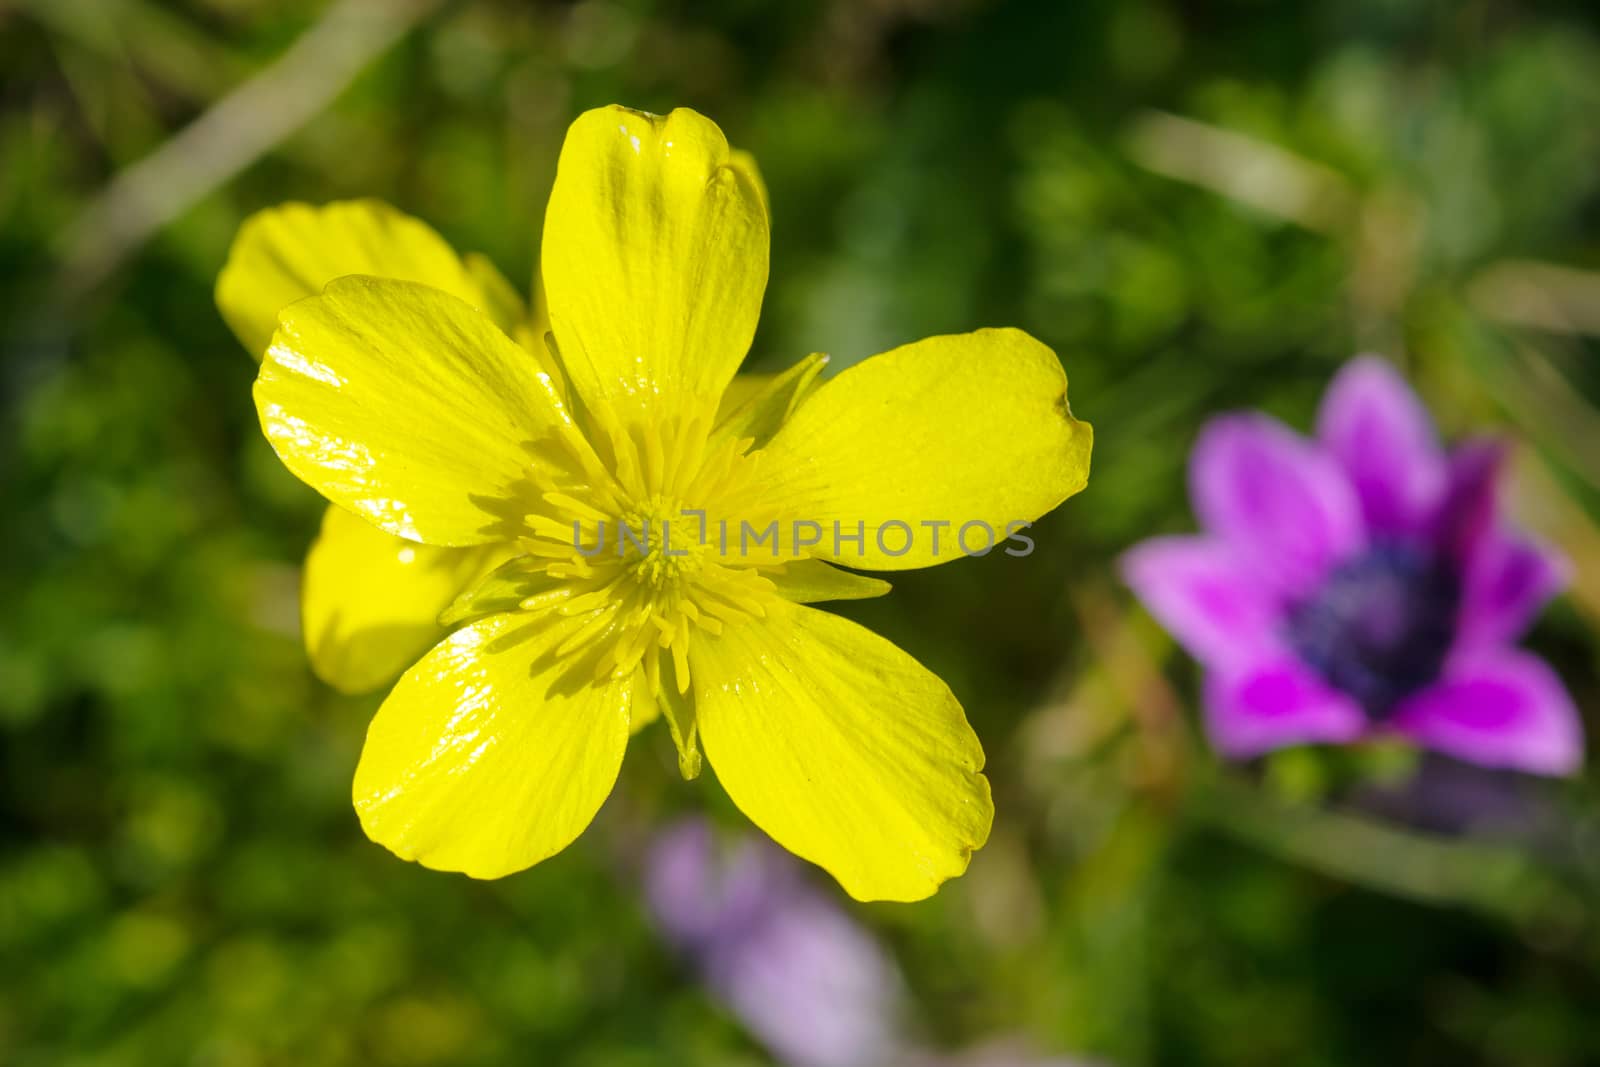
1283 543 1460 717
617 502 706 587
507 405 783 696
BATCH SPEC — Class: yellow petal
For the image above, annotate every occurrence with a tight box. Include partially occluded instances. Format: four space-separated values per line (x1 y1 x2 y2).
462 252 531 338
767 558 891 604
629 668 660 736
692 602 993 902
353 612 633 879
256 276 568 545
747 328 1092 570
216 199 491 359
302 505 512 694
540 106 768 421
712 353 828 449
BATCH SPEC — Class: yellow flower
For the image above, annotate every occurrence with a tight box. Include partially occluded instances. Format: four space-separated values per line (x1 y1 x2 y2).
217 199 532 694
230 106 1092 902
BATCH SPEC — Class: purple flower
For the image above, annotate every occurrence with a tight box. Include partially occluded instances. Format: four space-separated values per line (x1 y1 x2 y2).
1122 357 1582 774
645 820 905 1067
902 1043 1104 1067
646 820 1108 1066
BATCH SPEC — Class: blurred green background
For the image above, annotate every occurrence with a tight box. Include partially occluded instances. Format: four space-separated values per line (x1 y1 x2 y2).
4 0 1600 1064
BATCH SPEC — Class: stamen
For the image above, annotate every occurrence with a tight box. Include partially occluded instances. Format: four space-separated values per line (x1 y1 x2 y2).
497 401 781 702
559 577 625 617
671 619 692 695
556 605 622 658
519 588 574 612
542 491 612 524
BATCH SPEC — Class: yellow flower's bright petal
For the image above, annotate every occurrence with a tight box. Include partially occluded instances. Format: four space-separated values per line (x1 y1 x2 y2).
767 558 891 604
692 602 992 902
256 276 568 545
629 668 661 736
747 328 1092 571
712 353 828 449
462 252 531 338
302 505 512 694
216 200 488 359
541 106 768 420
353 612 634 879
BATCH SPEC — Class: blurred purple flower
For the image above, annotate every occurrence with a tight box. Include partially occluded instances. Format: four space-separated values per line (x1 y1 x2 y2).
645 820 1105 1067
1122 356 1582 774
903 1042 1104 1067
646 819 905 1067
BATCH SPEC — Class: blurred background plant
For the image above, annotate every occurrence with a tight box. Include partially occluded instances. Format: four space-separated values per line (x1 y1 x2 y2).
3 1 1599 1064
